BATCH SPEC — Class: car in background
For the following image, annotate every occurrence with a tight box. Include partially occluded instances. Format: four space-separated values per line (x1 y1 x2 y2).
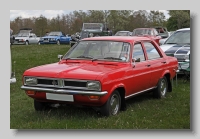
115 31 132 36
132 28 161 45
154 26 169 39
21 36 178 117
159 28 190 71
13 28 40 45
10 29 15 45
39 31 71 45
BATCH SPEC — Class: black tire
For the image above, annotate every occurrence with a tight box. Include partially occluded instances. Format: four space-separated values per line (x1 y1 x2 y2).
100 90 121 117
34 99 48 111
153 76 168 98
25 41 29 45
57 40 60 45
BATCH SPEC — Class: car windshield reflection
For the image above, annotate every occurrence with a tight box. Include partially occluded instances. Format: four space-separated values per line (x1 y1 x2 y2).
165 30 190 44
63 41 131 62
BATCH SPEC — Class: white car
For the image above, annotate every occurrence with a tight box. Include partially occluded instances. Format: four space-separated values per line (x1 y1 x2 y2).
160 28 190 71
13 28 40 45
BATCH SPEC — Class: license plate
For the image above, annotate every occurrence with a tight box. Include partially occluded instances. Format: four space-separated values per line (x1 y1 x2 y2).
46 93 74 102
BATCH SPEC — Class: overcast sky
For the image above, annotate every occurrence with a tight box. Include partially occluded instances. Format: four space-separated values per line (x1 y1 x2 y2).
10 10 170 21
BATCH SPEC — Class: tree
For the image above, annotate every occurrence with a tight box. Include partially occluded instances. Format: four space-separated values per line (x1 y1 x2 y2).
168 10 190 30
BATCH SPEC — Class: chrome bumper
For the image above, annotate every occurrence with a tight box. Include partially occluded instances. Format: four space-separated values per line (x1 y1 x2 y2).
21 86 108 96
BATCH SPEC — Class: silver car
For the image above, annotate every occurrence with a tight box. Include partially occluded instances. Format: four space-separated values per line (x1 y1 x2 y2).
160 28 190 72
13 28 40 45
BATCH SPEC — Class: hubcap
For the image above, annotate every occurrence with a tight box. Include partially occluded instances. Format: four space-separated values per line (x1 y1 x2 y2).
160 79 167 97
110 94 119 115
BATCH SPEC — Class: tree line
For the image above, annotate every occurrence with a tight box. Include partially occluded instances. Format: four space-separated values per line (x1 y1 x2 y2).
10 10 190 37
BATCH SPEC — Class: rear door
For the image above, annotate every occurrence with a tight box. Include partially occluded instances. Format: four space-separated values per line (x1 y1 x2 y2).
142 41 167 87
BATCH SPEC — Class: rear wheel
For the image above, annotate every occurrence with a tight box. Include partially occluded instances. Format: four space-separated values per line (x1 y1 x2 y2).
100 90 121 117
153 76 168 98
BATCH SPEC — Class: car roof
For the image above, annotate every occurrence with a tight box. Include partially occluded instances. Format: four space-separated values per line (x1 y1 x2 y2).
117 31 131 32
81 36 152 42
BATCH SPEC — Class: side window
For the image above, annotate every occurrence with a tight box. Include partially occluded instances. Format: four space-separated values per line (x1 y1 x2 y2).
143 42 161 60
132 43 145 62
154 29 158 36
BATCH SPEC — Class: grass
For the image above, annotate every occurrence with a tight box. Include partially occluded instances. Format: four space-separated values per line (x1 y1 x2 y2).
10 44 190 129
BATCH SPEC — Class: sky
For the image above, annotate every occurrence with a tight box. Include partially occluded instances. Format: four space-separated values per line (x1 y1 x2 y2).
10 10 170 21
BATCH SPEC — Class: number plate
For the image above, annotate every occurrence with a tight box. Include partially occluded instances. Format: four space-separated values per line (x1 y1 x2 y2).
46 93 74 102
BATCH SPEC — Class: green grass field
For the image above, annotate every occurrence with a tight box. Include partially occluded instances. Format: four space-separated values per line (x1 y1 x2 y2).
10 44 190 129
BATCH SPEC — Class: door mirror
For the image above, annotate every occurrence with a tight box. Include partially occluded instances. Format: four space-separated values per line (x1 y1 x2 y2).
58 55 63 61
132 58 140 67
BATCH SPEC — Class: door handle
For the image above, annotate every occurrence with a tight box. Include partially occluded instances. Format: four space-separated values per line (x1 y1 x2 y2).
161 61 166 64
146 64 151 67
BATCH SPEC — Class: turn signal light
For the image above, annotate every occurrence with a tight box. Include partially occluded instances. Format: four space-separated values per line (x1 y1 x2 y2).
88 95 100 100
26 90 35 95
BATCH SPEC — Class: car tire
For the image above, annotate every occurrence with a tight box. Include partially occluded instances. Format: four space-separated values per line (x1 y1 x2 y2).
25 41 29 45
57 40 60 45
153 76 168 99
100 90 121 117
34 99 48 111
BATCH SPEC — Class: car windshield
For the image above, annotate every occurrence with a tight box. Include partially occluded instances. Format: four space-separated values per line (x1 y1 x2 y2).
48 32 61 36
63 41 131 62
115 32 129 36
17 33 29 37
164 30 190 44
132 29 151 36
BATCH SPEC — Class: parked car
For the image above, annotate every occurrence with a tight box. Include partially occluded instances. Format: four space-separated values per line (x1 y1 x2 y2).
70 23 112 47
13 28 40 45
153 26 169 39
21 36 178 117
159 28 190 72
115 31 132 36
132 28 162 45
10 29 15 45
39 31 71 45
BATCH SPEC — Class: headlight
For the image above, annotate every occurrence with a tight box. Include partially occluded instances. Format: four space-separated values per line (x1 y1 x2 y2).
87 81 101 91
24 77 37 85
50 38 56 41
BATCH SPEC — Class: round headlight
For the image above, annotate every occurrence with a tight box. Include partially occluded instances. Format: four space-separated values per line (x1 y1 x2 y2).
87 81 101 91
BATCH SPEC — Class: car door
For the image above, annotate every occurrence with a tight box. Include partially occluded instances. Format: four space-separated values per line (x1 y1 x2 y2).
142 41 167 87
60 32 69 44
125 42 151 96
28 33 38 44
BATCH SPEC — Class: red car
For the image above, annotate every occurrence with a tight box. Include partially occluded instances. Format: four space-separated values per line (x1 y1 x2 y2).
21 36 178 116
132 28 162 45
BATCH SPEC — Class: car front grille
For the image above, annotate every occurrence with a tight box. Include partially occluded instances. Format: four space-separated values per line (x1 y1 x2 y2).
26 77 89 90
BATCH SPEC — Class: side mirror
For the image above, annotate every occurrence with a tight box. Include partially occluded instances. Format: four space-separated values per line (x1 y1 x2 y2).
58 55 63 61
132 58 140 67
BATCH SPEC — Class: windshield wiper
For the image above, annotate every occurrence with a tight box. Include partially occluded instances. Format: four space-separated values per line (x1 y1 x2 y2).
165 43 177 44
104 57 122 60
77 55 94 59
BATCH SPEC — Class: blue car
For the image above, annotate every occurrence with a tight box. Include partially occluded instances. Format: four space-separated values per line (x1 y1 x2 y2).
39 31 71 45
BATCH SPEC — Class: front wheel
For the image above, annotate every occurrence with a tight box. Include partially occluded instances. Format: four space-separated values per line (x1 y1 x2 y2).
153 76 168 98
25 41 29 45
34 99 48 111
100 90 121 117
57 40 60 45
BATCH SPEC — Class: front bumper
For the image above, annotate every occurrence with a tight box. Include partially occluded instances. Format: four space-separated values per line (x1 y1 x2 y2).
21 85 108 96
